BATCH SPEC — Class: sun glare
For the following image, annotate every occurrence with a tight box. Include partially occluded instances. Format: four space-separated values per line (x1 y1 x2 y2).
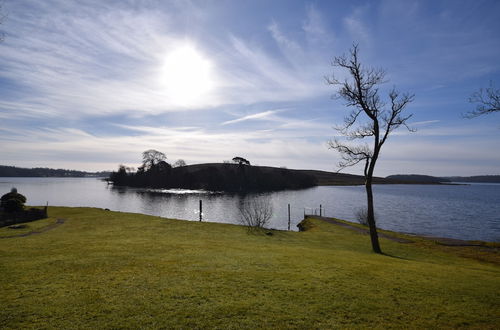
158 45 215 106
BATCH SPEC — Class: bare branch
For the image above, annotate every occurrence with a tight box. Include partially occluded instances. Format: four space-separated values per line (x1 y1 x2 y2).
379 88 415 146
464 82 500 118
336 122 375 141
327 44 388 122
328 138 372 171
333 108 370 138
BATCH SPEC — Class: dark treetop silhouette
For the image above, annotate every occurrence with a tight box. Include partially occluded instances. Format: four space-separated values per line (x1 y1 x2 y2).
141 149 167 171
232 157 251 166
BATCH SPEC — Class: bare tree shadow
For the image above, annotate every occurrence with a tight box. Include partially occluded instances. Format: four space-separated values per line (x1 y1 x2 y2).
380 252 412 261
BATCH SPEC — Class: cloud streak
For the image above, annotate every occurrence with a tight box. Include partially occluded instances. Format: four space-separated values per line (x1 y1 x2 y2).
221 110 285 125
0 123 338 171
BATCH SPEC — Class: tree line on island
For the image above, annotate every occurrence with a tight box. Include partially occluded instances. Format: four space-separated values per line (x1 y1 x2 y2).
0 165 110 177
109 150 317 192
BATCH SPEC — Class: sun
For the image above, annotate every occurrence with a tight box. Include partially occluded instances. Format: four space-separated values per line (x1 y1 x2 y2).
158 44 215 106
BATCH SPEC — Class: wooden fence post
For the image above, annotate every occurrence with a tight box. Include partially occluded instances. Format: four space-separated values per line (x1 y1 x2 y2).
288 204 291 231
199 200 202 222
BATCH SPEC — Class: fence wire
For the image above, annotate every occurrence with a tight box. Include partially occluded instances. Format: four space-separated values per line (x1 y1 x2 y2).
290 205 333 218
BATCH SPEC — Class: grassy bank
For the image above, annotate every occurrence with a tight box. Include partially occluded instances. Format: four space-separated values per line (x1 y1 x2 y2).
1 207 499 328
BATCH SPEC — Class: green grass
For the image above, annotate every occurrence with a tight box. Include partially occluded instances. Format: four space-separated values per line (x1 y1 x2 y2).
1 207 499 329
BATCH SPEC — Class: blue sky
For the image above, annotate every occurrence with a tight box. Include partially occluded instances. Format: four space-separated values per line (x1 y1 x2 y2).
0 0 499 176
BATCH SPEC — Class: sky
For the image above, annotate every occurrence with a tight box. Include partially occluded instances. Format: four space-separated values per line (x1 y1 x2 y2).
0 0 499 176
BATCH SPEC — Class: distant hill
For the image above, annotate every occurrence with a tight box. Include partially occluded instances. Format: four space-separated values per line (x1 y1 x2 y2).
443 175 500 183
298 169 395 185
386 174 450 184
387 174 500 184
0 165 110 177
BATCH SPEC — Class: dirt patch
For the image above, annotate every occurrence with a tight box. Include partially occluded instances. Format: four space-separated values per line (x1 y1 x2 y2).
0 218 65 239
418 235 500 250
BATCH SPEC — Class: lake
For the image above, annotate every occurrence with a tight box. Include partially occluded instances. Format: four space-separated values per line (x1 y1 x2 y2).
1 177 499 242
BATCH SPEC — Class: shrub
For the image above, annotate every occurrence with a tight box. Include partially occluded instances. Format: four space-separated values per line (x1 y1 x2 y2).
355 207 376 226
1 187 27 213
3 198 24 212
239 197 273 230
297 218 315 232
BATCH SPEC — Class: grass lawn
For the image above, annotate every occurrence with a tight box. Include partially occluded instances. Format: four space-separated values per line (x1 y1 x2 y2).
1 207 499 329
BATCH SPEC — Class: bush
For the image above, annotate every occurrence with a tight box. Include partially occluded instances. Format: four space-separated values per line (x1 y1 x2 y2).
3 198 24 212
239 197 273 230
355 207 376 226
297 218 315 232
1 187 27 213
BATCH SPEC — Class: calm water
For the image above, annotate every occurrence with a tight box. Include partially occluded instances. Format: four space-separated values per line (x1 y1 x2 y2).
1 177 499 242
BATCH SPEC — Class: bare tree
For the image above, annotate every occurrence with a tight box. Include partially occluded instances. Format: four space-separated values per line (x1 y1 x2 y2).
238 197 273 230
326 45 414 253
355 207 376 227
142 149 166 171
464 82 500 118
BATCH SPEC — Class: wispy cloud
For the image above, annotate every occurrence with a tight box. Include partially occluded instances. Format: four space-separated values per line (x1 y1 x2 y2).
268 21 306 68
0 1 333 121
221 109 285 125
0 123 338 171
1 3 182 117
302 4 330 45
219 35 327 104
343 5 371 46
411 120 441 126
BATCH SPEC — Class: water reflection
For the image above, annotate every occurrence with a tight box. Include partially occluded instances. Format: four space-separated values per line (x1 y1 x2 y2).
109 185 298 228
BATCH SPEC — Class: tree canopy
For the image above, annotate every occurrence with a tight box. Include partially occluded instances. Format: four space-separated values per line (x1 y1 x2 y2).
142 150 167 171
173 159 187 168
232 157 250 166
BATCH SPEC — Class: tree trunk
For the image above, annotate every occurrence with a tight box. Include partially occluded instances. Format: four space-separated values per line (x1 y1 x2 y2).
365 178 382 254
